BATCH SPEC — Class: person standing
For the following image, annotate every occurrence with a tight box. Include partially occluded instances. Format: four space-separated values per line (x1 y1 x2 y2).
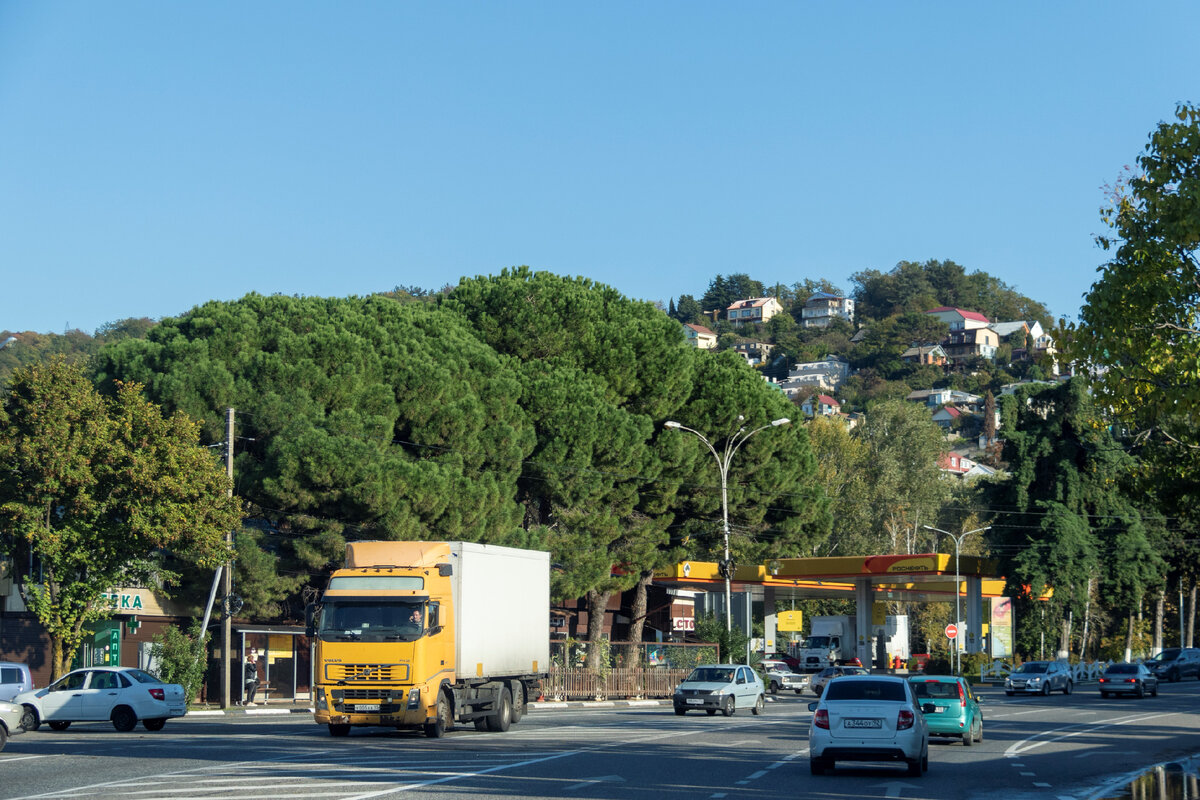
244 651 260 706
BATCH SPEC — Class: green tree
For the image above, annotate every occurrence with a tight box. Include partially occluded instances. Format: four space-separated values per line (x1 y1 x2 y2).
94 294 535 619
0 358 240 678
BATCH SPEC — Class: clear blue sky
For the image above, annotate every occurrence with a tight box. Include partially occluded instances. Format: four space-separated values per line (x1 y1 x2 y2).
2 2 1197 335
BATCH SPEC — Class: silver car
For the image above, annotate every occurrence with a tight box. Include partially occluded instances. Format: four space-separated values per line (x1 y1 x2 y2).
673 664 765 717
1004 661 1073 695
0 699 25 751
808 675 930 776
762 662 808 695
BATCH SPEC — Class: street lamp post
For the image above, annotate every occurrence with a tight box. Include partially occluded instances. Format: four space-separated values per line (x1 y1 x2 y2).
923 524 991 675
665 416 791 635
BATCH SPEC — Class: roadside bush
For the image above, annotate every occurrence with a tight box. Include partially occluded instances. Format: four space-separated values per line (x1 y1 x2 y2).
149 619 209 705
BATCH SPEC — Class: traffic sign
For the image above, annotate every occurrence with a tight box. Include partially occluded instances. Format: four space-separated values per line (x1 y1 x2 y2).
945 623 959 640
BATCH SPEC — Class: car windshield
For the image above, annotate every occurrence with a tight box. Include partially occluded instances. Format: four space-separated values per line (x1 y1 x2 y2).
1149 649 1180 662
1106 664 1138 674
686 667 735 683
1015 663 1047 674
911 680 960 699
824 680 907 702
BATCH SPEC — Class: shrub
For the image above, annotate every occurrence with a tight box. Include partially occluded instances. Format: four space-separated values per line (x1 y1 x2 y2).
149 620 209 705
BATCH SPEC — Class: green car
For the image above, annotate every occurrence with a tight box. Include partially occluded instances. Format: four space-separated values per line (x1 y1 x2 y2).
908 675 983 746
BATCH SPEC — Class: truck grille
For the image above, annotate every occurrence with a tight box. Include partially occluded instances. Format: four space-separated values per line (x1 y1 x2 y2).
325 663 409 682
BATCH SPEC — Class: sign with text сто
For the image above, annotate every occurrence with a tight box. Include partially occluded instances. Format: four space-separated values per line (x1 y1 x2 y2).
672 617 695 632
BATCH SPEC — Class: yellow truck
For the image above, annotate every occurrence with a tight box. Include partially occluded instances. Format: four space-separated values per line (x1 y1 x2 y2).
306 541 549 737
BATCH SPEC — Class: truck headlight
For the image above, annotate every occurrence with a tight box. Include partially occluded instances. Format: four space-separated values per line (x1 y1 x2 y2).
407 688 421 710
316 691 328 711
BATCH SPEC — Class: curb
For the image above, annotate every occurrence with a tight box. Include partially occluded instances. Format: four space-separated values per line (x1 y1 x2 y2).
185 699 676 717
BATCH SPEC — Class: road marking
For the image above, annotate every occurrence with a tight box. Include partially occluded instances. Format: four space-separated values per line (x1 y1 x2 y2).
1004 711 1174 758
707 739 759 747
564 775 626 792
870 780 919 798
1033 782 1051 788
1020 772 1035 776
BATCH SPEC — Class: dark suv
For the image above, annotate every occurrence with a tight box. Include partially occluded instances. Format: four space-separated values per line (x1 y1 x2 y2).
1145 648 1200 683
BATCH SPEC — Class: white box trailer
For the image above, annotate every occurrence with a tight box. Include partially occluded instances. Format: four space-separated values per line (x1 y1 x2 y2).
448 541 551 679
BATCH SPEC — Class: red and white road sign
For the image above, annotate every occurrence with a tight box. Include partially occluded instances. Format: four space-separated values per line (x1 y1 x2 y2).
945 623 959 640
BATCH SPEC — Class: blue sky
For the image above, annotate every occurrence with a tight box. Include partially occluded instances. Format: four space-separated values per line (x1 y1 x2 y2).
2 2 1197 335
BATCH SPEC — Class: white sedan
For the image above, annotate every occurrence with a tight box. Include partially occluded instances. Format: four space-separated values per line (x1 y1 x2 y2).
15 667 187 732
808 674 930 776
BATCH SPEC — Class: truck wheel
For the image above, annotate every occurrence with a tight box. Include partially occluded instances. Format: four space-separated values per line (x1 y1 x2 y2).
485 687 512 732
425 692 452 738
328 723 351 737
509 682 524 725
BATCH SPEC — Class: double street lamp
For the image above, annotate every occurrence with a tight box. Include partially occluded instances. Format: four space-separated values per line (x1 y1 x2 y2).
923 524 991 675
665 416 791 634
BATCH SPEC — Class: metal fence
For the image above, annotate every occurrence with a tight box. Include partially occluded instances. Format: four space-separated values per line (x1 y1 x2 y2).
546 641 719 701
980 659 1118 683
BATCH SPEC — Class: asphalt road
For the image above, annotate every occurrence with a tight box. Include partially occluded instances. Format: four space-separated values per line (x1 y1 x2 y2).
3 681 1200 800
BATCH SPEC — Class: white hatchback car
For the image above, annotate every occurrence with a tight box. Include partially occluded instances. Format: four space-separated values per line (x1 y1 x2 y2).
15 667 187 733
808 674 930 776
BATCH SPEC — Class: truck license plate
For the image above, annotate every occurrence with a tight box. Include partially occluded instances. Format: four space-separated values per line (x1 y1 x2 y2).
354 703 381 712
843 718 882 729
686 698 703 705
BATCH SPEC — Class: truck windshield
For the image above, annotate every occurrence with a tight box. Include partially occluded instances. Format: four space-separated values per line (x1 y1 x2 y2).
804 636 832 648
318 600 424 642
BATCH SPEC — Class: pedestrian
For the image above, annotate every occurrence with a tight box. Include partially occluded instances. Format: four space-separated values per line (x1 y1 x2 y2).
244 651 259 706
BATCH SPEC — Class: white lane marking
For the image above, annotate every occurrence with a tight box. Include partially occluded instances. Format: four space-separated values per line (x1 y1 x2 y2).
1004 711 1174 758
1020 772 1035 776
1033 783 1051 788
707 739 759 747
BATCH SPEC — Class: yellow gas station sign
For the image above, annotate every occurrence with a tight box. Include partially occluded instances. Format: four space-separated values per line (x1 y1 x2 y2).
777 610 803 631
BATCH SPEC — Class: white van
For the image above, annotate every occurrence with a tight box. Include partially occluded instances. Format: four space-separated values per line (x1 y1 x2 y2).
0 663 32 703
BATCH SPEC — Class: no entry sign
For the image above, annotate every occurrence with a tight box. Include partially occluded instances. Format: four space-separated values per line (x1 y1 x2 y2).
945 623 959 640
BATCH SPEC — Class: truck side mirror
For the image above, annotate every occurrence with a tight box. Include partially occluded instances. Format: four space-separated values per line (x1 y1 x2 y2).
437 563 453 577
305 603 317 637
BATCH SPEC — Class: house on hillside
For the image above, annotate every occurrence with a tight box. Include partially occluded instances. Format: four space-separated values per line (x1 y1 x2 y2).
800 292 855 328
925 307 991 331
801 394 841 417
682 323 717 350
726 297 784 326
786 355 850 392
942 328 999 362
734 340 774 364
932 405 969 429
901 344 948 366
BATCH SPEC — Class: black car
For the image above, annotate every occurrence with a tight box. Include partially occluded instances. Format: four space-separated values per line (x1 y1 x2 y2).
1098 662 1158 698
1144 648 1200 683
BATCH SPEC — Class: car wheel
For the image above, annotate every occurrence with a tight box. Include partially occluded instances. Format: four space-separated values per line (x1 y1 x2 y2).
111 706 137 733
1100 691 1110 698
752 695 764 716
143 718 166 732
1171 669 1181 683
974 717 984 743
721 696 735 717
794 689 804 695
922 749 929 773
424 691 452 738
1064 680 1073 695
769 681 779 695
1041 683 1051 696
1136 684 1145 699
328 723 350 736
810 757 826 775
485 687 512 732
20 706 39 732
1005 690 1013 697
48 721 71 731
962 728 972 746
674 707 686 716
906 756 923 777
0 725 6 751
1151 684 1159 697
813 686 823 697
705 709 717 716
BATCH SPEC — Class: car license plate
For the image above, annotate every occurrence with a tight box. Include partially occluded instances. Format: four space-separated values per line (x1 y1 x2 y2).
843 718 882 729
686 698 703 705
930 706 945 713
354 703 381 712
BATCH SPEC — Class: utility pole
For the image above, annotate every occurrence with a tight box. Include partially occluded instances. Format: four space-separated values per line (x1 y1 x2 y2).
221 408 234 708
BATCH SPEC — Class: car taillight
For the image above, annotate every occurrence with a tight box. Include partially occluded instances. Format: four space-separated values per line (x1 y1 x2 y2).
1099 678 1107 683
897 709 915 730
958 682 966 707
149 688 165 700
1125 679 1136 683
814 709 829 729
